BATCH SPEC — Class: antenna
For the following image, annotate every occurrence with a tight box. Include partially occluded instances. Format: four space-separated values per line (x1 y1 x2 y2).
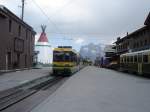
41 25 47 33
21 0 25 20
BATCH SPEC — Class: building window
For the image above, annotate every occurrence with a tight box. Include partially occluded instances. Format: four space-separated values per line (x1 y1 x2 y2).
134 43 136 48
144 31 146 35
14 38 24 53
140 41 143 47
7 52 11 65
144 39 147 46
137 42 139 48
18 25 21 36
118 46 120 51
9 20 12 32
26 29 28 39
121 45 122 50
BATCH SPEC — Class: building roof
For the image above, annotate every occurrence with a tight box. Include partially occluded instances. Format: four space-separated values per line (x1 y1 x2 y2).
115 25 148 44
38 32 49 42
144 12 150 25
104 45 116 53
0 5 36 34
115 12 150 44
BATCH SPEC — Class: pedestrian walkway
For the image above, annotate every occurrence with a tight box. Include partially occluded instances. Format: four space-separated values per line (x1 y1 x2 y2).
31 66 150 112
0 67 52 91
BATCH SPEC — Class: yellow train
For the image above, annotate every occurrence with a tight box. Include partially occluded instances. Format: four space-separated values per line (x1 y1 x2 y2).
52 46 80 76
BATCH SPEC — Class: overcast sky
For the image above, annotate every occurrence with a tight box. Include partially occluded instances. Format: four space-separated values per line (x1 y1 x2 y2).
0 0 150 51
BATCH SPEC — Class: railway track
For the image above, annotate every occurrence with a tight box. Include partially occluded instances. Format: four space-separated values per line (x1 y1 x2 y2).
0 76 64 111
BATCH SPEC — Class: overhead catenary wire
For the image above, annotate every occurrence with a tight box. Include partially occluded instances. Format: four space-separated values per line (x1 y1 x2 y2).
30 0 105 37
50 0 75 17
29 0 107 43
31 0 69 40
31 0 62 33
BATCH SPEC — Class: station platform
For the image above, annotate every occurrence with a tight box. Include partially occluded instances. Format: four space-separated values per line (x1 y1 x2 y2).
0 67 52 92
31 66 150 112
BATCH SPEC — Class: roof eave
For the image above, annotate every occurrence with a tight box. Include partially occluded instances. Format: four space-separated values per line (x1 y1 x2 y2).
0 5 36 34
144 12 150 26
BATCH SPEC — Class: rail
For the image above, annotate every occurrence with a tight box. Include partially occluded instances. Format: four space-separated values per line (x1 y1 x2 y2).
0 76 63 111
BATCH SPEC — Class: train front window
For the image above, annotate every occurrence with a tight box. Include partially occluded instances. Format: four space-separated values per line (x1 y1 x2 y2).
53 51 72 62
64 53 71 61
53 51 64 62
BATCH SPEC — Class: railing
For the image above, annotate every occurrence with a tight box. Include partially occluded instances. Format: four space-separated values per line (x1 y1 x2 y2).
117 45 150 54
131 45 150 52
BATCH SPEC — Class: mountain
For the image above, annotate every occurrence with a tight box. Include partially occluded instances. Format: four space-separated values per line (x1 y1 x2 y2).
79 43 104 62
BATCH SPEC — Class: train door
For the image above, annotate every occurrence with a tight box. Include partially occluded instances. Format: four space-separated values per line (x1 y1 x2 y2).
138 54 142 74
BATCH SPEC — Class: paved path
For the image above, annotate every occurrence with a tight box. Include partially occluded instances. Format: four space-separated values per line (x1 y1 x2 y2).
0 67 52 91
31 66 150 112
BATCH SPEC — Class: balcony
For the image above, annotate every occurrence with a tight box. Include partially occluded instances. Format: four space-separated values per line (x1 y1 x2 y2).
131 45 150 52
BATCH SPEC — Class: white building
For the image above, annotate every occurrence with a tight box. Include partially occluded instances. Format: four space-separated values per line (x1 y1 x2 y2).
104 45 116 58
35 26 53 64
104 45 116 53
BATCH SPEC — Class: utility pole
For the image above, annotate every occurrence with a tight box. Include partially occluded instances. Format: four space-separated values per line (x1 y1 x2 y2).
21 0 25 20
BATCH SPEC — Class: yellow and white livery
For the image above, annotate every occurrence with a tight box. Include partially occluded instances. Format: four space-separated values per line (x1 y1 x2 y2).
52 46 80 76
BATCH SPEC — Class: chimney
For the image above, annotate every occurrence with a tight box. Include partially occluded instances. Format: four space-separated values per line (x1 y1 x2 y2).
127 32 129 36
117 37 120 41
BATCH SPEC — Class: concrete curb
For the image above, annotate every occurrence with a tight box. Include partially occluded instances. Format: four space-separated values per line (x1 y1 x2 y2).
0 68 32 75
